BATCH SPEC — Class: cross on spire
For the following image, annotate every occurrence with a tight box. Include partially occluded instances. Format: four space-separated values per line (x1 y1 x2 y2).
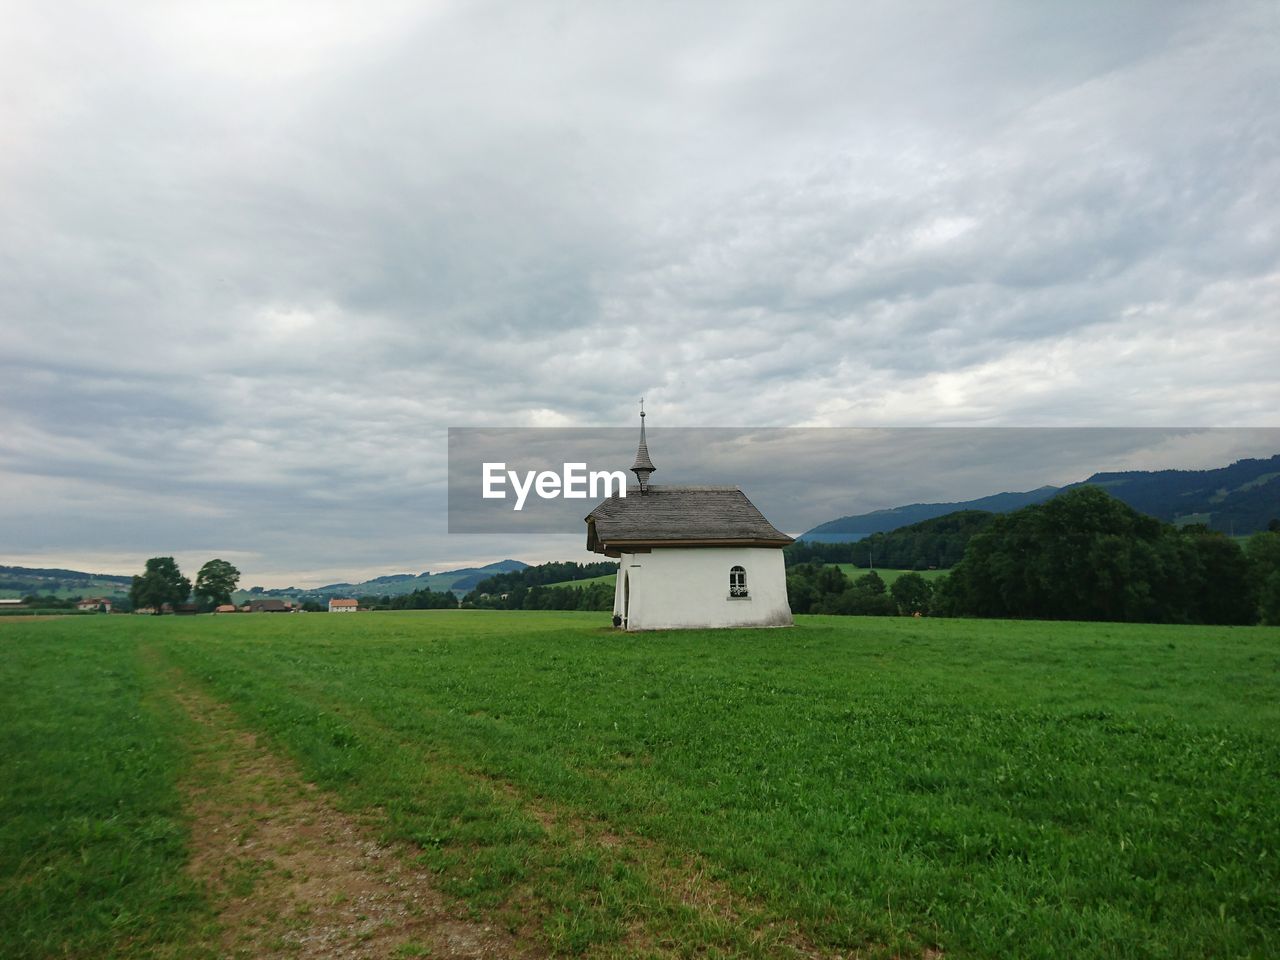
631 398 655 493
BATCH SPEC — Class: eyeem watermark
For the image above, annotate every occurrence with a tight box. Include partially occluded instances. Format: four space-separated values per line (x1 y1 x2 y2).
449 426 1280 535
482 462 627 511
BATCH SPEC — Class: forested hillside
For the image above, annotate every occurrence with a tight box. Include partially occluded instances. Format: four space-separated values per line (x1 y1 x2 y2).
804 454 1280 540
787 510 994 569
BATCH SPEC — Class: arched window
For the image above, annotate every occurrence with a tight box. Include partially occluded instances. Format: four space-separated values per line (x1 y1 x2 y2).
729 565 748 598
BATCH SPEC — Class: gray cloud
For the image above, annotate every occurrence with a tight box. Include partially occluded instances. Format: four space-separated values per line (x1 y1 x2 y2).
1 1 1277 585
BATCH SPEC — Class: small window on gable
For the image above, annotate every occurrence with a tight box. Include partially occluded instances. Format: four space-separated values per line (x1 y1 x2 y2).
729 565 748 598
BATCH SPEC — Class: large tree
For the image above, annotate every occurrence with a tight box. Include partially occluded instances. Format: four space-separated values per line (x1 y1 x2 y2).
1259 571 1280 626
194 558 241 611
817 571 896 616
1246 532 1280 625
785 562 850 614
889 571 933 615
129 557 191 614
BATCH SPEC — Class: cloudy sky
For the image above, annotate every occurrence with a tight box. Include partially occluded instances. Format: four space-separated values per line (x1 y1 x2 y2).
2 1 1277 586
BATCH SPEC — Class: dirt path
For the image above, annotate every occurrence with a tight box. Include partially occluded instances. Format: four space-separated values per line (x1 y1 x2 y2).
173 682 538 959
164 671 914 959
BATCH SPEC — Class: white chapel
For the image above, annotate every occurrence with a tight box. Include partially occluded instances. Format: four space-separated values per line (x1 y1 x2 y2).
585 408 794 631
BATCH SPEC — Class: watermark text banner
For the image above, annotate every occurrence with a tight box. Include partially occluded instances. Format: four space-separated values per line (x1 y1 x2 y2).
447 427 1280 535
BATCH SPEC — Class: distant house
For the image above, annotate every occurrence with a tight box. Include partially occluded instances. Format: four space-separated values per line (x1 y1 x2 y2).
0 598 27 607
245 598 295 613
76 597 112 612
328 598 359 613
213 604 238 614
173 603 198 616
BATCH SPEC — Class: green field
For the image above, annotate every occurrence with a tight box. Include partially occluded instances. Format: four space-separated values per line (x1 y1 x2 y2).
833 566 951 585
2 612 1277 958
545 573 619 590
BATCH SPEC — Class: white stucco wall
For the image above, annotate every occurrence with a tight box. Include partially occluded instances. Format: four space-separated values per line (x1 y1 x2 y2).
612 546 793 630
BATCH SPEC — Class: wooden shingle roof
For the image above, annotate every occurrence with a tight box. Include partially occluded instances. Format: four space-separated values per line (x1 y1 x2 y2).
585 485 792 556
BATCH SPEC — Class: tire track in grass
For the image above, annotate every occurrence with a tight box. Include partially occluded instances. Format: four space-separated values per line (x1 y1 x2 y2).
156 651 925 958
169 676 538 959
497 779 888 960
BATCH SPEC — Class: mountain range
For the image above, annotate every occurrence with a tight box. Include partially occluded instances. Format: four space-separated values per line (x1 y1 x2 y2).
0 560 530 601
0 565 133 599
233 560 530 601
803 454 1280 541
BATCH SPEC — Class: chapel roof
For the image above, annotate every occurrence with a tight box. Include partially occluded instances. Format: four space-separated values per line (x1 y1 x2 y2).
585 485 793 555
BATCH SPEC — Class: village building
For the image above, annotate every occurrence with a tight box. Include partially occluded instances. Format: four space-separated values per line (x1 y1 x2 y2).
585 407 794 631
244 598 295 613
76 597 112 612
328 598 359 613
213 604 238 614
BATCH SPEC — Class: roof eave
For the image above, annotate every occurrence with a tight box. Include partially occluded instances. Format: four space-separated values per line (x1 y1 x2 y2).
595 536 793 551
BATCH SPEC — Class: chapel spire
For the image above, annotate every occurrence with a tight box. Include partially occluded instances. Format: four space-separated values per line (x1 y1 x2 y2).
631 398 656 493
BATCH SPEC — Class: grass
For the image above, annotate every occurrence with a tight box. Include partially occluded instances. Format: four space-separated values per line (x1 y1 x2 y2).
2 611 1278 958
544 573 618 590
0 622 207 958
833 565 951 585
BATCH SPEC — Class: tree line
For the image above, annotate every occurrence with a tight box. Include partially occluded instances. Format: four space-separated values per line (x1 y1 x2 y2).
788 487 1280 625
463 581 615 612
9 594 91 612
346 587 458 611
785 510 995 570
469 560 617 595
463 561 616 611
787 567 935 616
